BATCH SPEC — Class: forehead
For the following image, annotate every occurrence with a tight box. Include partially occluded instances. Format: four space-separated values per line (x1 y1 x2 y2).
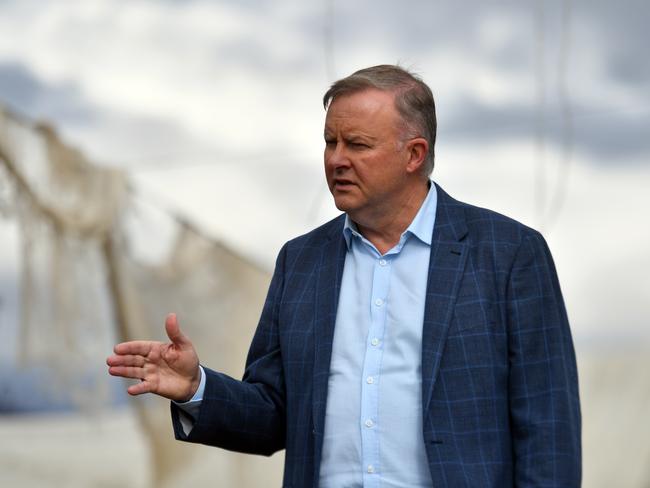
324 89 401 133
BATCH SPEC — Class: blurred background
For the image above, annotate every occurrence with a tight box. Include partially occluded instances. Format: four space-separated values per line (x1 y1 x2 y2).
0 0 648 486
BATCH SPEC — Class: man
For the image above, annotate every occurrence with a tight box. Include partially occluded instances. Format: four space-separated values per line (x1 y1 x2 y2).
107 65 581 487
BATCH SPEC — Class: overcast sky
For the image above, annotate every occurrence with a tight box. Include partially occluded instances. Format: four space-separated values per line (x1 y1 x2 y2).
0 0 648 348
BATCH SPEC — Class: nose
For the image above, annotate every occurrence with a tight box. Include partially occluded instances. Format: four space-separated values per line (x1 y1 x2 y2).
325 142 350 171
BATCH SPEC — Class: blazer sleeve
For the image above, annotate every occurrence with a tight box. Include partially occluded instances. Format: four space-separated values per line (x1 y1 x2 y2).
170 244 288 456
507 231 581 487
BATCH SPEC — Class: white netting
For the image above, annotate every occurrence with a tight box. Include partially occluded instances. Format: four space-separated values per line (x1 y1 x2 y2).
0 109 123 412
0 106 284 486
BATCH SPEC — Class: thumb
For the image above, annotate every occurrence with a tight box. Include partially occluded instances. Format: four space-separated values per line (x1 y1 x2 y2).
165 313 190 346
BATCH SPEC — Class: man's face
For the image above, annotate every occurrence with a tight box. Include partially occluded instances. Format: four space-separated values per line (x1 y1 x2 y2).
324 89 412 223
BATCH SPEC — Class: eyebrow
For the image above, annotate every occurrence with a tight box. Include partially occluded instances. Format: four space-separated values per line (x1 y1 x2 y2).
323 130 376 141
348 133 374 140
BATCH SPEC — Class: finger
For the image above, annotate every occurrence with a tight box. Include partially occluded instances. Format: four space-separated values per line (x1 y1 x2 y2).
106 354 145 367
108 365 146 380
113 341 153 356
165 313 191 347
127 380 152 396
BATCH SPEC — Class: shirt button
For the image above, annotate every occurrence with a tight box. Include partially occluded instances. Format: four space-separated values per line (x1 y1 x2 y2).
364 419 374 428
374 298 384 307
366 376 374 384
371 338 380 346
379 259 387 266
367 464 375 474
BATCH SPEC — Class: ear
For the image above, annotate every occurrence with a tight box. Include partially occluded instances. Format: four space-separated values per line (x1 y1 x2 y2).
404 137 429 174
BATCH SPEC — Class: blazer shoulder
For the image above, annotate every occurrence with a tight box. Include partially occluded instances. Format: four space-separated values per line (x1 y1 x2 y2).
270 214 345 284
284 214 345 252
436 188 543 248
439 185 541 243
471 204 538 241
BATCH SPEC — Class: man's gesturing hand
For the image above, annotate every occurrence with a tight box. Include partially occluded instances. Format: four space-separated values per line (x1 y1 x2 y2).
106 313 201 402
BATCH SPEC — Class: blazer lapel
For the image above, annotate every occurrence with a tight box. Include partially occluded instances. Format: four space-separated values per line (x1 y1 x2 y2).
421 185 469 414
311 219 347 479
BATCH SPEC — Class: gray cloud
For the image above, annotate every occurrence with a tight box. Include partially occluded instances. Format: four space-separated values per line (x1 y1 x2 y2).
0 62 223 168
1 0 648 169
578 0 650 88
296 0 650 165
442 94 650 163
0 62 94 124
211 37 319 76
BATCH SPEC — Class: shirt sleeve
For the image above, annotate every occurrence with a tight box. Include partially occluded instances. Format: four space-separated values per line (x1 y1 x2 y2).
171 365 206 435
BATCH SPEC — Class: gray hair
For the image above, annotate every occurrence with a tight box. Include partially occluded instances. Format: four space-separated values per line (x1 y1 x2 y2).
323 64 437 175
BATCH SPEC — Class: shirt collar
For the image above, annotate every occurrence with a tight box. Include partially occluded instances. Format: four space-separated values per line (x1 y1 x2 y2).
343 181 438 250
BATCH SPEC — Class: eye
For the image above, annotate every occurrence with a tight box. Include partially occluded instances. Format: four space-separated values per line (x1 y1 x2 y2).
350 141 369 149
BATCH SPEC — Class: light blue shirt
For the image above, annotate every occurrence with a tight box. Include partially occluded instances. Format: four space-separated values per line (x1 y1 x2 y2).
179 184 437 487
318 183 437 488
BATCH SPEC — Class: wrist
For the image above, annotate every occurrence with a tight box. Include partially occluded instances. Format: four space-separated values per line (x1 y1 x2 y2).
189 367 201 396
179 365 203 403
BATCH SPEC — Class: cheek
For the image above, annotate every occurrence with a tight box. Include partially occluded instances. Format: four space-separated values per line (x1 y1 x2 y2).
323 159 332 178
323 149 331 168
324 154 338 177
323 162 335 189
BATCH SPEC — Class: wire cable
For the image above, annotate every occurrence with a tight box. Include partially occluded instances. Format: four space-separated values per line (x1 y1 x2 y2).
542 0 574 231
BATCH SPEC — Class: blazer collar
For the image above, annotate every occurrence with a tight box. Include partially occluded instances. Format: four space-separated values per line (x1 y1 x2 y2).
421 183 469 414
312 219 347 484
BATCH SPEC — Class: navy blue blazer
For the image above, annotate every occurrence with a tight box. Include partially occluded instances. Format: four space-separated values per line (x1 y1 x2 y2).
171 184 581 487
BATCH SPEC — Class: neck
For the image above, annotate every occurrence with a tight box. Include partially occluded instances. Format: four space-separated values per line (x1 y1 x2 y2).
355 181 429 255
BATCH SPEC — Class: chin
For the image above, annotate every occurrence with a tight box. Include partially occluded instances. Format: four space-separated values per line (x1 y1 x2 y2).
334 201 349 213
332 196 355 213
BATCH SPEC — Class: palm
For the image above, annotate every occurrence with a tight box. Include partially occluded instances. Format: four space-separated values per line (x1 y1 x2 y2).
145 340 198 398
107 314 200 402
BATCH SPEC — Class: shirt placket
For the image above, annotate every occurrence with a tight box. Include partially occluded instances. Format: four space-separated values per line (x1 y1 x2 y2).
360 253 392 487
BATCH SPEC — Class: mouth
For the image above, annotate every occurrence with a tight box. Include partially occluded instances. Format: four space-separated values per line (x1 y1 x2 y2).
332 179 356 190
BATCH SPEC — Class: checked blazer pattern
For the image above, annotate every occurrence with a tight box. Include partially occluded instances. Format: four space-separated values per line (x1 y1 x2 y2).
171 184 581 487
